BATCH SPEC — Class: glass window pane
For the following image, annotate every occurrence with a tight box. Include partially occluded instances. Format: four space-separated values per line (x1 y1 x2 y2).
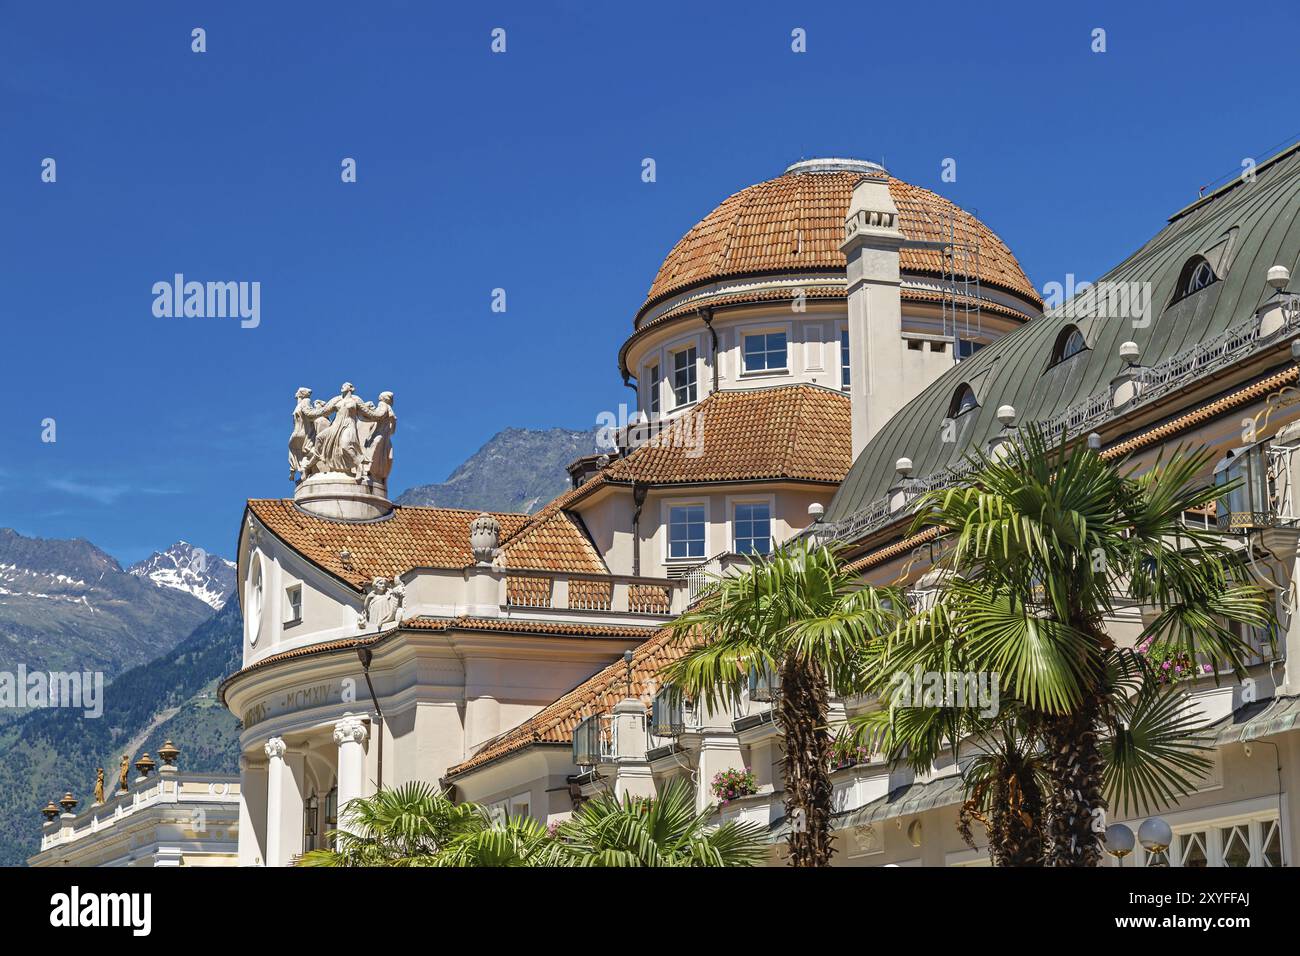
669 505 705 559
673 348 697 405
840 330 850 387
1262 820 1282 867
1179 832 1208 868
1221 826 1251 867
734 502 771 555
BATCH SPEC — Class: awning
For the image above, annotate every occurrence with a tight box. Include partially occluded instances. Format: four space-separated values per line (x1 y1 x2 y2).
1212 695 1300 745
768 772 967 840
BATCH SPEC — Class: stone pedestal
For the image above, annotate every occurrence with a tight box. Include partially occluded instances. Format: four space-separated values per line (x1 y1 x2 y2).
294 472 393 520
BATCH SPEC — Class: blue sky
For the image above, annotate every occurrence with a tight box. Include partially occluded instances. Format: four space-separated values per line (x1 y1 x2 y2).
2 0 1298 564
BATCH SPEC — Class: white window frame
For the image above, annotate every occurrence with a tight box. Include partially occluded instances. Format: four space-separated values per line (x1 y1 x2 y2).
726 493 776 556
1126 798 1284 868
669 341 701 408
739 322 793 377
662 497 710 564
645 360 662 416
838 323 851 391
510 790 533 822
284 582 303 626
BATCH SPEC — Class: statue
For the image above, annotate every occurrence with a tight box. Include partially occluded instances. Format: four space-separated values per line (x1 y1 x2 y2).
93 768 105 805
358 576 405 630
359 391 396 482
288 387 322 482
118 755 130 793
289 383 398 484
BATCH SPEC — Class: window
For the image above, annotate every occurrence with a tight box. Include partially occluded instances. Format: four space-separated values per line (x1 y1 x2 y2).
840 330 851 387
668 504 706 560
1171 255 1217 304
646 361 661 415
957 339 985 360
1136 813 1282 867
672 347 697 406
948 384 978 418
743 331 788 372
1049 325 1087 367
284 584 302 625
734 502 771 555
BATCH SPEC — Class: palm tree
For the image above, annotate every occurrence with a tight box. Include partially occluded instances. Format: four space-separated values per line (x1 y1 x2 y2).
435 813 567 867
662 543 903 867
555 779 766 866
296 781 483 866
889 427 1271 866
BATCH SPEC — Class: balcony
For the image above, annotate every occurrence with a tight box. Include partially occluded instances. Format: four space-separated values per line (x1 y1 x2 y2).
501 571 686 618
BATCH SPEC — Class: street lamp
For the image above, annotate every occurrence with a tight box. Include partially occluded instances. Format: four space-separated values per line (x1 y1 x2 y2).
1138 816 1173 865
1104 823 1135 866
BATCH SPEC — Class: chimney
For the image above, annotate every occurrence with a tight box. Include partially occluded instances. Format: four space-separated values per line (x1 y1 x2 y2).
840 170 907 458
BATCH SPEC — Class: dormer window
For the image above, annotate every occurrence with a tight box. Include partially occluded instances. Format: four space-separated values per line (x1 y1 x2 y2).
1171 255 1217 305
1048 325 1088 368
948 384 978 418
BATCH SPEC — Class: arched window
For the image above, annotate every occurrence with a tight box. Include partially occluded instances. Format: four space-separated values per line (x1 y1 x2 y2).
948 384 978 418
1049 325 1088 367
1171 255 1217 304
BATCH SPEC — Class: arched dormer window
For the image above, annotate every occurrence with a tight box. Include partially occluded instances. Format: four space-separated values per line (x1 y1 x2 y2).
247 555 264 646
1170 255 1217 305
1048 325 1088 368
948 383 978 418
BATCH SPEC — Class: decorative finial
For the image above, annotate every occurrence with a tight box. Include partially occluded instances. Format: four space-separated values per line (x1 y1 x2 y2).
469 513 502 565
59 792 78 815
41 801 59 822
158 740 180 769
135 753 157 780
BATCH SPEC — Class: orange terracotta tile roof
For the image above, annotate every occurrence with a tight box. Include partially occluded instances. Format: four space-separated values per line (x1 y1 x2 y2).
597 383 851 487
246 500 605 590
638 171 1040 324
219 615 657 703
445 622 694 778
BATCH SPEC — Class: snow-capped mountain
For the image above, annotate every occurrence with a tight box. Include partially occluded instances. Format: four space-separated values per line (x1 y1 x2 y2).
128 541 236 610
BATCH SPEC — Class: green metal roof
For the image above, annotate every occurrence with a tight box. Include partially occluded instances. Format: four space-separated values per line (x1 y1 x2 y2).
827 143 1300 527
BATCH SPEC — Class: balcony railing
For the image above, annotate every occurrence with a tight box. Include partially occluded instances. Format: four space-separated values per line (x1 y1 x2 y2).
500 572 686 616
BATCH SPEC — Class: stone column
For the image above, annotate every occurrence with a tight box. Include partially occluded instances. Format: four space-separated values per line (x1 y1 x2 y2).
237 754 268 866
333 713 370 824
264 737 305 867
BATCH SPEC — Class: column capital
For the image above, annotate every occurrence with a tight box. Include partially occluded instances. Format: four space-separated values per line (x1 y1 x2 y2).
333 713 369 746
264 736 288 760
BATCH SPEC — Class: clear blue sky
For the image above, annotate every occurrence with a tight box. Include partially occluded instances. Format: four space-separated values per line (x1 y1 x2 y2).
2 0 1298 564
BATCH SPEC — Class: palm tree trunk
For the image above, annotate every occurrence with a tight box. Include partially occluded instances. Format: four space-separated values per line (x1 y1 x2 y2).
1040 692 1106 866
990 764 1046 866
776 657 835 867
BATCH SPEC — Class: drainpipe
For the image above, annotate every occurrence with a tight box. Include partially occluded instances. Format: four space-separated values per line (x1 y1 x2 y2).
356 647 384 791
697 307 719 395
631 483 648 577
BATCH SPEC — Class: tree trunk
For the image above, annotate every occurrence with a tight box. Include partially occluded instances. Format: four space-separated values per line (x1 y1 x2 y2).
989 762 1046 866
777 657 835 867
1040 692 1106 866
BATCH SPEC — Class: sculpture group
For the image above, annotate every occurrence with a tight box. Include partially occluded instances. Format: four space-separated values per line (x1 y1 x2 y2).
289 383 396 483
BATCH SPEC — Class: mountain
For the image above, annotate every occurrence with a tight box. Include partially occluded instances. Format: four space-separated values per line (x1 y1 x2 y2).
396 426 606 513
128 541 236 610
0 529 215 688
0 600 241 865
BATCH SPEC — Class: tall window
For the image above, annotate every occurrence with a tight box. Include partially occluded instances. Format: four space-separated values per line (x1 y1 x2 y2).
743 331 788 372
672 347 697 406
285 584 302 625
668 504 706 560
840 329 850 388
734 502 771 555
646 361 661 415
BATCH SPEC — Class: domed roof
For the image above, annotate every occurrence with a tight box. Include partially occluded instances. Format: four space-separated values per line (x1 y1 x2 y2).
637 160 1040 325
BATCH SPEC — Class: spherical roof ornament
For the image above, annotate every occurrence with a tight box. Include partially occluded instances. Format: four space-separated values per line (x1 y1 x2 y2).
895 457 914 477
1119 341 1141 365
1267 264 1291 291
996 405 1017 427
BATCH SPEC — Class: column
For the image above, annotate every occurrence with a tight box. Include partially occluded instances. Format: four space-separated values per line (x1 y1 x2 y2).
333 713 370 824
264 737 305 867
237 753 268 866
